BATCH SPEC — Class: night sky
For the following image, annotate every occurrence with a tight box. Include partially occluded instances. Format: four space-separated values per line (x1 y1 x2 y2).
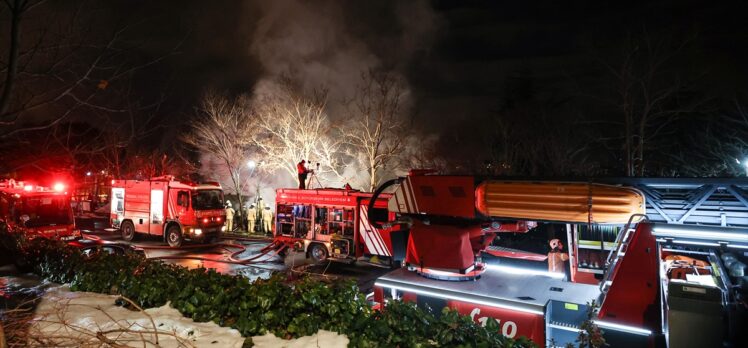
128 0 748 139
3 0 748 177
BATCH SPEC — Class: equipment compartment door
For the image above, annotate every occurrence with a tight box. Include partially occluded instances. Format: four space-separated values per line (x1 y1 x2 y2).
149 189 163 235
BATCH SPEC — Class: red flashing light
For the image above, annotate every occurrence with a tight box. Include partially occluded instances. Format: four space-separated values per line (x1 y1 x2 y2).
53 183 65 192
23 185 33 191
216 217 222 222
202 217 209 224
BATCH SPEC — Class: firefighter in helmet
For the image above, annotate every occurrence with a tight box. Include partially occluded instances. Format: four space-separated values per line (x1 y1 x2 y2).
548 238 569 278
225 200 235 232
246 204 257 233
262 206 273 235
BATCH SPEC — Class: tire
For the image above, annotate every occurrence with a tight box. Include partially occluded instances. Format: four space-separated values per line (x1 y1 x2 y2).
309 243 328 263
121 220 136 242
166 225 183 248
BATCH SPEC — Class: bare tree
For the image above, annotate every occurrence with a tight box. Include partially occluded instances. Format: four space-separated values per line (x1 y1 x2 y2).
398 133 445 174
598 30 705 176
673 97 748 177
0 0 178 137
183 90 256 209
253 77 346 187
340 71 407 191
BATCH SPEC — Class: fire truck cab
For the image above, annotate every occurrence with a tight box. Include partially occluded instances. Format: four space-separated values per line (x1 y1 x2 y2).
110 176 226 247
0 179 77 240
273 188 406 266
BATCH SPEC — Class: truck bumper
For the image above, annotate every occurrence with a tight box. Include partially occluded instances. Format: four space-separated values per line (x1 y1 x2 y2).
185 226 222 242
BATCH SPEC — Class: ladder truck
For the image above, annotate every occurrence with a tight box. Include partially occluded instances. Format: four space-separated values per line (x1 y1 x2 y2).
370 171 748 347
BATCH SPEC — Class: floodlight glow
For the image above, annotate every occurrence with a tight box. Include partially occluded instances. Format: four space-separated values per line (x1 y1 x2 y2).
53 183 65 192
484 264 565 279
593 320 652 336
373 281 544 315
653 227 748 242
23 185 33 191
247 160 256 168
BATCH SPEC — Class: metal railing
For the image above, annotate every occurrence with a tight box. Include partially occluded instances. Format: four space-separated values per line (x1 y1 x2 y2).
599 213 649 293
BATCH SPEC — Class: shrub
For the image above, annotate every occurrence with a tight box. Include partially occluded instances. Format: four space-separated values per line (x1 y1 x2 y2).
9 237 532 347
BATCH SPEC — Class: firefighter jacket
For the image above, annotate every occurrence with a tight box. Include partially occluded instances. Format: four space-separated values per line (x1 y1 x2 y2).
297 161 308 174
225 207 235 219
261 207 273 222
246 207 257 220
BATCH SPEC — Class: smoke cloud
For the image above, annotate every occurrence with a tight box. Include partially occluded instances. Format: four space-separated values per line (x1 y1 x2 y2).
238 0 441 204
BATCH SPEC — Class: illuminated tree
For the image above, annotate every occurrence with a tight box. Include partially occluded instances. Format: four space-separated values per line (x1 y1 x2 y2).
183 90 256 209
341 71 407 191
253 77 346 187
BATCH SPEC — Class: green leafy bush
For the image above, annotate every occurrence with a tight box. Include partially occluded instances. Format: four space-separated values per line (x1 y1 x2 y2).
10 238 533 347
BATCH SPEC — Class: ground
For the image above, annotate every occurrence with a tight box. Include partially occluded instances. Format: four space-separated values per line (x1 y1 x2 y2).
76 221 392 293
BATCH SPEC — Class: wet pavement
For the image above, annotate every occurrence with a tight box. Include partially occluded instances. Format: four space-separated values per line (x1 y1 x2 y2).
80 228 392 292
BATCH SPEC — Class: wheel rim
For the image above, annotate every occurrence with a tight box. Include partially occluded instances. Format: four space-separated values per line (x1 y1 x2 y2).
169 231 179 243
123 225 133 238
312 246 326 260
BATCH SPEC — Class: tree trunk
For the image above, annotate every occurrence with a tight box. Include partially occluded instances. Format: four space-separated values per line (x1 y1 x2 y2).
637 117 646 176
0 0 23 117
369 165 377 192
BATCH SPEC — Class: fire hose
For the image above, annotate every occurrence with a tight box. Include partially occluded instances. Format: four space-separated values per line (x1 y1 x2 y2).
78 233 288 269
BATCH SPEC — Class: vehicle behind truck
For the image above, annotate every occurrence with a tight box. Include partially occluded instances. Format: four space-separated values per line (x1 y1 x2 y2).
110 176 226 247
0 179 77 240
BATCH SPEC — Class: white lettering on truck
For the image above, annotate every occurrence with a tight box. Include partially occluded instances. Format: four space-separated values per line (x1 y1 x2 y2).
470 308 518 338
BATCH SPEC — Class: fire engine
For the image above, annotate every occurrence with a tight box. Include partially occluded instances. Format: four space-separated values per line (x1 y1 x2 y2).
110 176 226 247
0 179 77 240
369 171 748 347
272 187 407 266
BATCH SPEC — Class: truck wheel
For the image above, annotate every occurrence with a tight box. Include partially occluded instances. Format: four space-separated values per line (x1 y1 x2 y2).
166 225 183 248
309 243 328 263
121 221 136 242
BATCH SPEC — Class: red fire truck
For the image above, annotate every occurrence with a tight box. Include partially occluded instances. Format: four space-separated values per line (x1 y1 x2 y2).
273 187 407 266
110 176 226 247
0 179 77 240
370 171 748 347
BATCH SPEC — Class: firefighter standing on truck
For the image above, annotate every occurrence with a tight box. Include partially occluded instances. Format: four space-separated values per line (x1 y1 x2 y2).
548 238 569 279
246 204 257 233
297 159 312 189
225 200 235 232
262 206 273 234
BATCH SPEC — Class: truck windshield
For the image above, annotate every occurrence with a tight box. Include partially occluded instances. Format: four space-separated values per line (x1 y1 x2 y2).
17 195 72 227
192 189 224 210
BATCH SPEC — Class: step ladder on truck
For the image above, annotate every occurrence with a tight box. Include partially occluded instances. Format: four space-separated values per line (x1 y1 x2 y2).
370 171 748 347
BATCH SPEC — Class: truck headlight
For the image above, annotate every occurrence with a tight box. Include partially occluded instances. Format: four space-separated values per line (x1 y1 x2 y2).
194 228 202 236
